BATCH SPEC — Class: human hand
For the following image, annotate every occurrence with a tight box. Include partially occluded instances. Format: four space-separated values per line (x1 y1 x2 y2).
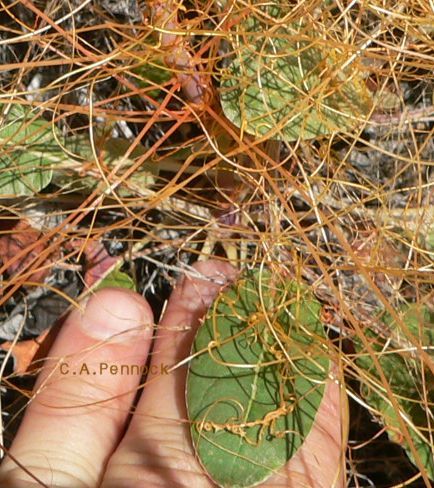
0 260 345 487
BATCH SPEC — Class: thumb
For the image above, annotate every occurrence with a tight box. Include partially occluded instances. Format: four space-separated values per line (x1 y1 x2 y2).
0 288 154 488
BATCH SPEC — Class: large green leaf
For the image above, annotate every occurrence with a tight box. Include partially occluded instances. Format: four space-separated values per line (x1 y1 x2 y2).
354 304 434 480
186 269 329 487
220 12 373 141
0 105 64 196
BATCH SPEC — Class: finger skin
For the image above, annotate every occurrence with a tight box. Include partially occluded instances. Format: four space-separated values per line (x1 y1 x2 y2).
0 262 346 488
102 261 346 488
268 375 346 487
0 288 154 488
102 260 237 488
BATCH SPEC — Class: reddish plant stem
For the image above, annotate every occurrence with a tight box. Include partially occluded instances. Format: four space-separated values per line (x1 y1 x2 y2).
370 105 434 125
150 0 207 104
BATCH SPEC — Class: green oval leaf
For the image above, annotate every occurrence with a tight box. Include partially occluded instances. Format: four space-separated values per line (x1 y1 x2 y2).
354 304 434 480
220 15 373 141
0 105 63 196
186 269 329 487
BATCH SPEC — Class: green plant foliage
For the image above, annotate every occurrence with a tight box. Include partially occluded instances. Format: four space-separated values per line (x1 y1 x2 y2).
53 134 158 196
426 230 434 252
0 104 64 196
133 59 172 98
95 265 136 291
220 13 373 141
186 269 330 487
354 304 434 480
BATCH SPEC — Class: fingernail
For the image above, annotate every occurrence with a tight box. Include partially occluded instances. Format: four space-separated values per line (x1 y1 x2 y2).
79 288 153 341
